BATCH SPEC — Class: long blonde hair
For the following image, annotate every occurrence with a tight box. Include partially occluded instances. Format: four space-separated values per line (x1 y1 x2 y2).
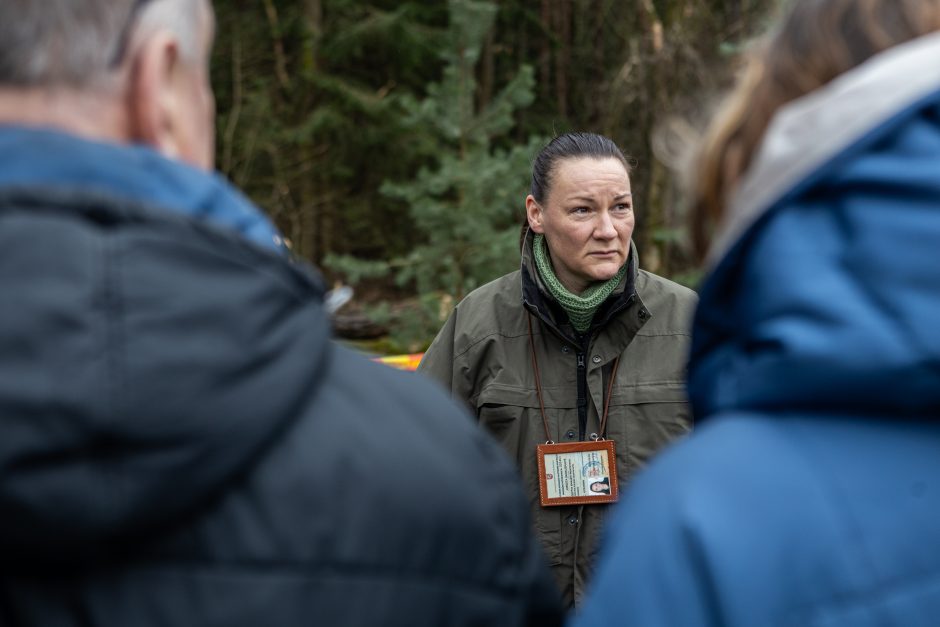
690 0 940 259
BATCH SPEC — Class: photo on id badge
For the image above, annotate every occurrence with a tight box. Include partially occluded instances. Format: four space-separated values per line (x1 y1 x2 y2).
537 440 618 506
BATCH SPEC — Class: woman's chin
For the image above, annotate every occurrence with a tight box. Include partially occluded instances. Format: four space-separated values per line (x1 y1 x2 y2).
588 263 623 283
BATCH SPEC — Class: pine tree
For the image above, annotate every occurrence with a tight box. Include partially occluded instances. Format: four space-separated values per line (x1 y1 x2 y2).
213 0 446 264
328 0 541 350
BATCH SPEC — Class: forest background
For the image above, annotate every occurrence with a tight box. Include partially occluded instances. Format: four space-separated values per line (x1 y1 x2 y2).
211 0 778 353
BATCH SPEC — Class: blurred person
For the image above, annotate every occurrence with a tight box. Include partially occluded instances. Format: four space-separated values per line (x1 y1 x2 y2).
0 1 563 625
574 1 940 625
419 132 697 607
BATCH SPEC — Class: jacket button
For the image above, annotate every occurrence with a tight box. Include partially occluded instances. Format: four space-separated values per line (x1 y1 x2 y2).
592 355 602 364
639 308 650 320
562 346 570 353
567 515 579 526
565 430 576 439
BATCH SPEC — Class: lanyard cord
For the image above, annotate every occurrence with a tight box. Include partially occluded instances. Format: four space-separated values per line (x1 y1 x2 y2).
526 313 620 443
597 357 620 439
527 313 554 443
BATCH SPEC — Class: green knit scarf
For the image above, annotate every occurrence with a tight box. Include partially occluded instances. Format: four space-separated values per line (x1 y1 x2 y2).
533 233 627 333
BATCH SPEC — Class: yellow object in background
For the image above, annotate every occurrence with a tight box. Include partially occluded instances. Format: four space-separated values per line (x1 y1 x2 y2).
373 353 424 371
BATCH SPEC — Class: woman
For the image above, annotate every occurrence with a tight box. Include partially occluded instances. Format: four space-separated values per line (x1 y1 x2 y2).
418 132 697 608
575 1 940 625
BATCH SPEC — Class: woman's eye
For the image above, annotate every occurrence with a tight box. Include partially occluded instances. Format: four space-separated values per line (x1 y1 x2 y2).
614 203 632 212
571 206 590 215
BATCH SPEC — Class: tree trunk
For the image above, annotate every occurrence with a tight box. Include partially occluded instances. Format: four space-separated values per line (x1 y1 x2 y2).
262 0 290 90
302 0 323 75
539 0 552 101
297 143 318 262
222 34 243 176
554 0 570 117
639 0 667 274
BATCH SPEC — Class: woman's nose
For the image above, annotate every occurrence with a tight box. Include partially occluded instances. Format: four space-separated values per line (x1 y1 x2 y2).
594 211 617 238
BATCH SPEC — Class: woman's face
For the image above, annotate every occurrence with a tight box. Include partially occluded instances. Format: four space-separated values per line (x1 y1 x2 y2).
526 157 634 294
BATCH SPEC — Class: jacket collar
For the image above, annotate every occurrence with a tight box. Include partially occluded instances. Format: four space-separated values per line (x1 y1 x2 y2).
0 125 284 251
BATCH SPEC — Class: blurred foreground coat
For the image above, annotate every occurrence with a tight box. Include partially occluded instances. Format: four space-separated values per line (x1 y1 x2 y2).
0 127 562 627
574 32 940 627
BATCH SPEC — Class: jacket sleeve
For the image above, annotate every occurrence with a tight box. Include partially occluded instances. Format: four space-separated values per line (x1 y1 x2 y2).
417 307 476 414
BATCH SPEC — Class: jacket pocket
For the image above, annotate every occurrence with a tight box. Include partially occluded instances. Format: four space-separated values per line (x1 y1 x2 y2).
604 383 691 481
474 383 580 452
475 385 539 452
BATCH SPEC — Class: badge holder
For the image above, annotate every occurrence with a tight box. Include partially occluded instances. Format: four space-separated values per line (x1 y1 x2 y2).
527 314 621 507
537 438 618 506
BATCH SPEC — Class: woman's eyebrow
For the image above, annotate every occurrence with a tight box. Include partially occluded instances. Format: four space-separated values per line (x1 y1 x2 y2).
561 195 595 203
564 192 632 202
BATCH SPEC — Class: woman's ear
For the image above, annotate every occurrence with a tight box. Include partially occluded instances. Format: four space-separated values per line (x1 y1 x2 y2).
525 194 545 234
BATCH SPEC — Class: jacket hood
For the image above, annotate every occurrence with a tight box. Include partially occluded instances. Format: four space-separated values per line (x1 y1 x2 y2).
690 32 940 420
0 165 329 566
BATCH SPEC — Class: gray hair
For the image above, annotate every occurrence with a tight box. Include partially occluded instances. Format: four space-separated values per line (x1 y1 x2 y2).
0 0 208 88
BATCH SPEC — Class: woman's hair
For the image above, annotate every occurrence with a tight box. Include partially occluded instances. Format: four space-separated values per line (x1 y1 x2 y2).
690 0 940 259
530 132 631 204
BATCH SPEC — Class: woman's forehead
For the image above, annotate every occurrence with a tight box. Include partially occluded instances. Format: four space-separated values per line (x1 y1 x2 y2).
550 157 631 196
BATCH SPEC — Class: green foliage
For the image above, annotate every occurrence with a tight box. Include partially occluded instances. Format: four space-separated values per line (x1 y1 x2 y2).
670 269 705 290
213 0 447 263
363 294 447 354
212 0 777 352
651 227 685 244
378 133 540 297
322 253 391 284
327 0 542 348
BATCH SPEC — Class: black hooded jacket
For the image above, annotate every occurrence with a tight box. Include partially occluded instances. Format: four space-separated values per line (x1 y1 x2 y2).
0 185 561 626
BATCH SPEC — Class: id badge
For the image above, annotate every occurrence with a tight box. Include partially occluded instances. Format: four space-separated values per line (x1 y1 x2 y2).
536 440 618 507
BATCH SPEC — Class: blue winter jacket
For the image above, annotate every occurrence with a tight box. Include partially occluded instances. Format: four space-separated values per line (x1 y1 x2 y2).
573 32 940 626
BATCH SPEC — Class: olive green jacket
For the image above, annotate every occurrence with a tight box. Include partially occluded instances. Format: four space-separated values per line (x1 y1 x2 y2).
418 232 697 608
